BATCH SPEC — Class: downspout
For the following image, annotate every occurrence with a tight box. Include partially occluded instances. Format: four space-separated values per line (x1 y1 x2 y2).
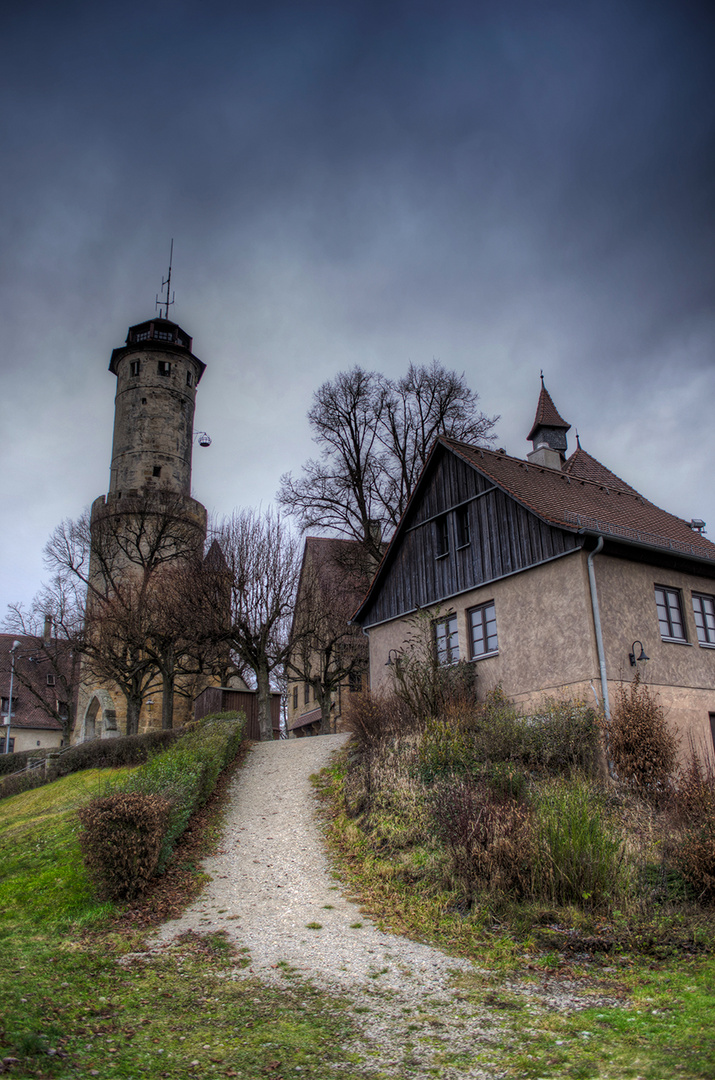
587 536 610 720
587 536 614 778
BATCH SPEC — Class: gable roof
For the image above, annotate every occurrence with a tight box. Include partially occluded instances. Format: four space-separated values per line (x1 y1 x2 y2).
442 438 715 562
527 384 571 441
353 436 715 625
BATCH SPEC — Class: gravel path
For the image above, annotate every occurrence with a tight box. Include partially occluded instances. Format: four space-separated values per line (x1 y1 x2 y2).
152 735 622 1078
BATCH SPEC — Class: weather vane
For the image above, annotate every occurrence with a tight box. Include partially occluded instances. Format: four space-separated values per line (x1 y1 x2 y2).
156 239 175 319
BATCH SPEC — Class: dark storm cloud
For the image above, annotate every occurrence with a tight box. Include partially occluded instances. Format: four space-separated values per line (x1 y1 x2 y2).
1 0 714 609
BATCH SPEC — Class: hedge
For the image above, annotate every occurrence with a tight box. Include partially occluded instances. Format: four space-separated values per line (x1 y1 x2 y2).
0 729 181 802
78 712 245 899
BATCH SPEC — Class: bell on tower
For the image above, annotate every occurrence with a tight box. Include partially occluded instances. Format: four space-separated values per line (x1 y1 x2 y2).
526 374 571 470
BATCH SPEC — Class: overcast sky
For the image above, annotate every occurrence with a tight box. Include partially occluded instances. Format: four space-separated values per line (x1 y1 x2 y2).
1 0 713 614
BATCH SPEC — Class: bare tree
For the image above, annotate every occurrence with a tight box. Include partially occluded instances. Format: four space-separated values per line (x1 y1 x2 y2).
216 508 301 741
278 361 498 559
44 494 206 735
287 538 371 735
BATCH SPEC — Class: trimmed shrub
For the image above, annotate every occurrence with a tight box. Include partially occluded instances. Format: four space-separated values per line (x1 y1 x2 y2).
79 712 245 898
0 729 181 803
0 767 48 801
607 674 678 795
531 779 625 908
78 793 172 900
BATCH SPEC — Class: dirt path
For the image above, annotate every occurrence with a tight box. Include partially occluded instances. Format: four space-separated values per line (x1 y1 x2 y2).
153 735 619 1078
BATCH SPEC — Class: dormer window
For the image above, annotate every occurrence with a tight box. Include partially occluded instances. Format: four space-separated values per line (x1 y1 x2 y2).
158 361 171 377
129 360 140 377
46 674 56 687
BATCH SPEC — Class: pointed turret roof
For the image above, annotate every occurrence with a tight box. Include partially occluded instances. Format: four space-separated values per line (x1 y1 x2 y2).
527 377 571 442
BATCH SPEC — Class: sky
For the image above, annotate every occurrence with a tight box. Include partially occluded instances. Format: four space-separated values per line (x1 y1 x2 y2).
1 0 714 614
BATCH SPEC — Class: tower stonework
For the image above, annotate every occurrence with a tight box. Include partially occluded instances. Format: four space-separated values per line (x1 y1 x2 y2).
108 318 206 498
75 317 210 742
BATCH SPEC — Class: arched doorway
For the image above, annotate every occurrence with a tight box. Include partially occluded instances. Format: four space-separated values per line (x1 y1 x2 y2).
82 690 118 741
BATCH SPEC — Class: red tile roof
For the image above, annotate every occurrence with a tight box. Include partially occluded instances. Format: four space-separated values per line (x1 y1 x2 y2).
0 633 69 732
527 384 571 441
441 438 715 562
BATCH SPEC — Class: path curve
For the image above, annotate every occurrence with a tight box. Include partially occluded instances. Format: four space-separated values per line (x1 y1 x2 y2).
155 734 473 994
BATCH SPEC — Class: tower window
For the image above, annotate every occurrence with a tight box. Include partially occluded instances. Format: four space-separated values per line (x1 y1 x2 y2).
186 370 193 387
141 398 147 405
158 361 171 377
153 466 162 477
129 360 140 377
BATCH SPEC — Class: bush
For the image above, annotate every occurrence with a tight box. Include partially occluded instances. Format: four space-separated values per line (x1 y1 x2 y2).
531 779 625 908
344 690 418 749
0 729 181 803
79 712 245 898
78 793 172 900
607 675 678 795
674 747 715 903
430 778 532 903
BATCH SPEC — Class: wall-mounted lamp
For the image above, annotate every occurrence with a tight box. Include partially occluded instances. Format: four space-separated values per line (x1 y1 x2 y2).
385 649 401 668
629 640 649 667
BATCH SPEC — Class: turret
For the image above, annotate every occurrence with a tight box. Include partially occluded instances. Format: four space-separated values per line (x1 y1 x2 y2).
527 376 571 469
107 318 206 498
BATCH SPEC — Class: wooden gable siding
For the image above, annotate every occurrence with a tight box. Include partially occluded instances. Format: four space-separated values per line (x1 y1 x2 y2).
361 447 580 627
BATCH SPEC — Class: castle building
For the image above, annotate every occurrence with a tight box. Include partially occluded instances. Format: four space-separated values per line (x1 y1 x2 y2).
75 317 212 741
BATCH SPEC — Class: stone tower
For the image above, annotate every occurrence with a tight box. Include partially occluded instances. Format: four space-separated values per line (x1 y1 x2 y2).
76 317 210 742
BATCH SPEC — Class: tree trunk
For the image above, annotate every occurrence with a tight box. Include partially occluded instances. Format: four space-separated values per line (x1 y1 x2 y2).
256 663 273 741
319 694 332 735
161 651 175 730
125 694 142 736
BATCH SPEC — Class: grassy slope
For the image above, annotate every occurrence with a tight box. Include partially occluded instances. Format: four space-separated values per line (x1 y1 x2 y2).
0 765 359 1080
317 751 715 1080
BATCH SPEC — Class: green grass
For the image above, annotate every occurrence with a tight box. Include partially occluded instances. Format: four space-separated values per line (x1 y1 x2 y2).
0 765 362 1079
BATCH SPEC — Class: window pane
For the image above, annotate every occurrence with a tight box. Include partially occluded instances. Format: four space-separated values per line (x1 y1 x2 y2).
469 602 497 657
435 614 459 664
655 587 686 641
693 594 715 645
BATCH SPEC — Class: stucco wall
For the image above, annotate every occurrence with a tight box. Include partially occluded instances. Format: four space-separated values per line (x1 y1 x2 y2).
593 553 715 754
369 549 599 700
7 729 63 753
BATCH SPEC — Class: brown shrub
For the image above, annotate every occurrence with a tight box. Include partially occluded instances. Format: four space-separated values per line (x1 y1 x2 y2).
674 744 715 904
430 778 533 903
78 793 172 900
606 674 678 795
343 689 418 749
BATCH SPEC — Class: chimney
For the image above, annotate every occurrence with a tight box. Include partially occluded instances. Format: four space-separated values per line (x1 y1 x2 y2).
43 614 52 642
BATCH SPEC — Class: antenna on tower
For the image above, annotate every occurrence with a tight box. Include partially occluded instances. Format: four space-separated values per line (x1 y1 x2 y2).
156 239 175 319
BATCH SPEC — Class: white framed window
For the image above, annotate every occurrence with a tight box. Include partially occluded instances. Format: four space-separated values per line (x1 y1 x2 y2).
693 593 715 647
655 586 687 642
434 614 459 664
468 601 498 658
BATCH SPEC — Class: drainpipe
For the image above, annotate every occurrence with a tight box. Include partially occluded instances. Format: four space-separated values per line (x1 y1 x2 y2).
587 537 610 720
587 536 616 779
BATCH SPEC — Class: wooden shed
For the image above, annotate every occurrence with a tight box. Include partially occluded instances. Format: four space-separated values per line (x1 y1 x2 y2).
193 687 282 740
